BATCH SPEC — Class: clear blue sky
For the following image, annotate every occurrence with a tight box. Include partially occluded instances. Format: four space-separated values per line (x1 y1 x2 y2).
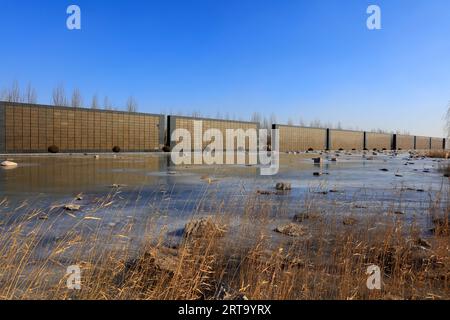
1 0 449 137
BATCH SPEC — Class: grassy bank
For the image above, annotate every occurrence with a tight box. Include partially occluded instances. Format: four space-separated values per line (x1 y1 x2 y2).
0 186 448 300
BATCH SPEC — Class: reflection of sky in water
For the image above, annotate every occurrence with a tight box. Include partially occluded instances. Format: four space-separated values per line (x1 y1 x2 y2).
0 152 447 202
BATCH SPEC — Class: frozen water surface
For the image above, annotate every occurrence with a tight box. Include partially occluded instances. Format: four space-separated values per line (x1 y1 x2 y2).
0 151 448 259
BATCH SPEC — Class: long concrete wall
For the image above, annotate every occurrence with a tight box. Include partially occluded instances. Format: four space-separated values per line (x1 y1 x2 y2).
168 115 259 151
394 134 415 150
274 124 327 152
365 132 392 150
430 137 445 150
415 136 431 150
0 101 446 154
0 102 164 153
329 130 364 150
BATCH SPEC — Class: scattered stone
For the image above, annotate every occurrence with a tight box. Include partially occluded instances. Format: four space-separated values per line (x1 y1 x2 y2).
430 216 449 236
64 204 81 211
330 158 337 162
48 145 60 153
1 161 18 167
313 158 323 164
379 168 389 172
274 223 307 237
432 216 449 228
275 182 292 191
121 246 179 290
110 184 126 188
94 155 100 159
395 174 403 177
38 215 49 220
407 245 435 270
394 211 404 215
184 217 227 240
213 283 248 300
416 189 425 192
444 174 450 178
75 194 83 201
416 238 432 249
384 293 403 300
293 212 322 222
257 190 272 195
112 146 121 153
376 244 435 275
343 217 357 226
313 172 322 176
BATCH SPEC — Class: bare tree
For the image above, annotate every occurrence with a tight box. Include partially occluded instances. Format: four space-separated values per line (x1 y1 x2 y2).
91 94 99 109
445 101 450 139
298 117 306 127
126 96 138 112
251 112 262 125
325 121 333 129
287 117 294 126
71 88 83 108
191 110 202 118
262 116 271 130
24 83 37 104
269 113 277 128
52 84 68 106
104 96 112 110
5 80 22 103
0 88 6 101
310 119 322 128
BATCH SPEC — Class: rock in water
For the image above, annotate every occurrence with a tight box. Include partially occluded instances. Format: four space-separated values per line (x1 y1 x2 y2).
293 212 322 222
274 223 307 237
1 161 18 167
343 217 358 226
313 158 323 164
275 182 292 191
184 217 227 239
416 238 431 249
64 204 81 211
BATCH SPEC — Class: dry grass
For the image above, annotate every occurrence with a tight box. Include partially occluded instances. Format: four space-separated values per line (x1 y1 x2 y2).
425 150 449 159
0 186 448 300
